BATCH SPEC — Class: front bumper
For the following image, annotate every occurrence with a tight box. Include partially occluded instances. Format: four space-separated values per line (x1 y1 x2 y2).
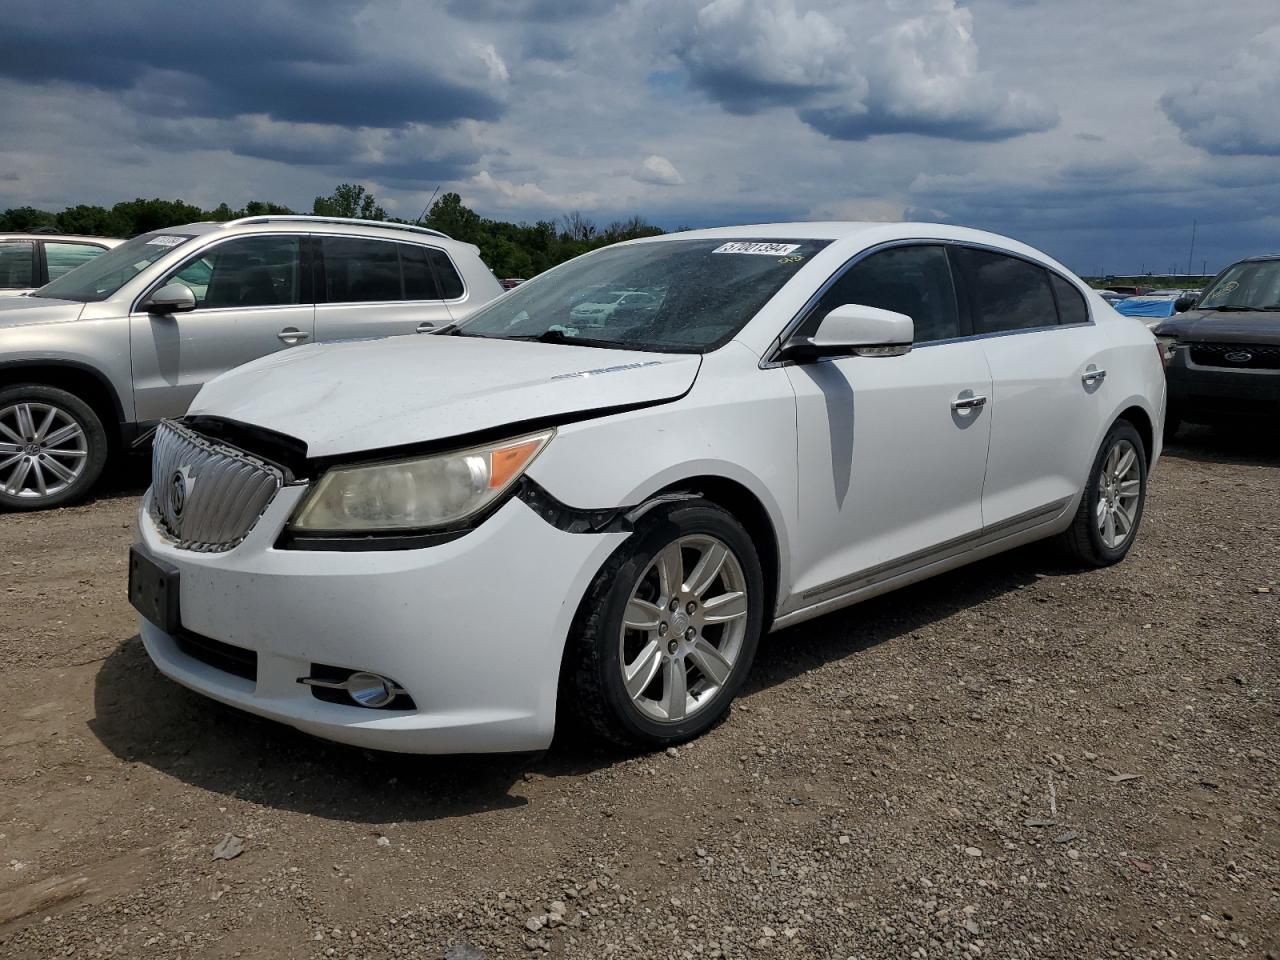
136 485 627 753
1166 350 1280 421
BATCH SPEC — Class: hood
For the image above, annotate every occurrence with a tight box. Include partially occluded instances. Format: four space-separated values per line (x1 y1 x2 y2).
1153 308 1280 345
0 296 85 329
189 334 702 458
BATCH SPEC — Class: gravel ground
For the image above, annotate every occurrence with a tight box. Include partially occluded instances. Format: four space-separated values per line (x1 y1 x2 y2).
1 426 1276 960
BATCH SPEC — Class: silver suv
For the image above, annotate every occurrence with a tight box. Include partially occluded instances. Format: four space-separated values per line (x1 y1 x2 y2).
0 233 122 296
0 216 503 510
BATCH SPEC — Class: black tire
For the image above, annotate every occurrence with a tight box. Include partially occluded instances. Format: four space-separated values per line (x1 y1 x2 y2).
562 498 765 750
1059 420 1148 568
0 384 109 511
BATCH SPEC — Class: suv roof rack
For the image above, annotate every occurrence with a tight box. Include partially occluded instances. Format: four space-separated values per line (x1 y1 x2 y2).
224 215 452 240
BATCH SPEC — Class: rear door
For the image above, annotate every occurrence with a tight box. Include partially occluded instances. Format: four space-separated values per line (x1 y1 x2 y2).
129 233 314 422
951 246 1109 529
313 236 456 340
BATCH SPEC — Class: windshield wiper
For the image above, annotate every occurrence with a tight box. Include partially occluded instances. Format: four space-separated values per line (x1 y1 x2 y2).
1211 305 1260 312
506 329 620 348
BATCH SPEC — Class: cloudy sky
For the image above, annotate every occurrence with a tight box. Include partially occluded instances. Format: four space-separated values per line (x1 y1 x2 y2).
1 0 1277 274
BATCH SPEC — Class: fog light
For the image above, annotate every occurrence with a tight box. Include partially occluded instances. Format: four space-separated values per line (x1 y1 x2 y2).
299 669 410 709
345 672 396 708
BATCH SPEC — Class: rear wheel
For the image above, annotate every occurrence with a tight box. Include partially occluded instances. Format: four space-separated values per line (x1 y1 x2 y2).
1060 420 1147 567
0 385 108 511
564 499 765 749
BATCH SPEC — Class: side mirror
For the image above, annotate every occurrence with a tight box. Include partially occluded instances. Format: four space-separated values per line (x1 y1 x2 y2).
143 283 196 314
782 303 914 362
1174 296 1196 313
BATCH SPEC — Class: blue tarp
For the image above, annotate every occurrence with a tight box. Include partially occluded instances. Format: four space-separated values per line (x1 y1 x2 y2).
1114 297 1178 318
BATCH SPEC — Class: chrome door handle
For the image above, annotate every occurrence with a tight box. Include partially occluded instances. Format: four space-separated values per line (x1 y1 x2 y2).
951 394 988 411
1081 365 1106 386
277 328 310 344
415 321 435 333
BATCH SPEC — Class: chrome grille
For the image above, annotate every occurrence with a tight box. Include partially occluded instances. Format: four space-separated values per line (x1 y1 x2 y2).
150 420 284 552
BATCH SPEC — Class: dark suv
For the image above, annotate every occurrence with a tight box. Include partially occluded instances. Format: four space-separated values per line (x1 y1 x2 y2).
1154 254 1280 437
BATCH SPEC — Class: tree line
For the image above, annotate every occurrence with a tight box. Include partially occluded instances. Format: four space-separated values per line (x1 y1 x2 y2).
0 184 664 279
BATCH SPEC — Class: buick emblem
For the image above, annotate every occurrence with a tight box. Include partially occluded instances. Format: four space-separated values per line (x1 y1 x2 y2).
1224 351 1253 363
170 468 189 520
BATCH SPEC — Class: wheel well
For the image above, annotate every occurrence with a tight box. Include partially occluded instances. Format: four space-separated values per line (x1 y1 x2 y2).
0 364 124 450
1115 405 1153 462
653 476 781 628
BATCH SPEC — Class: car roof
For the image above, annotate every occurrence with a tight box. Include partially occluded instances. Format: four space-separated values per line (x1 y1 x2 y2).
631 221 1078 278
1239 253 1280 263
0 233 123 245
156 216 471 250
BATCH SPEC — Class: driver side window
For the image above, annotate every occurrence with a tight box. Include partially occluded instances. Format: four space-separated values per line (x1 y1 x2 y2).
161 235 302 310
799 245 960 343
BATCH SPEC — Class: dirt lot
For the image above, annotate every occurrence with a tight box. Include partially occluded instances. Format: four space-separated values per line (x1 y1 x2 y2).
1 428 1276 960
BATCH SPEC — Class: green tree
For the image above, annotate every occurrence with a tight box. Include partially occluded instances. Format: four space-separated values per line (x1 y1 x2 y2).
424 192 482 243
313 183 386 220
0 206 57 231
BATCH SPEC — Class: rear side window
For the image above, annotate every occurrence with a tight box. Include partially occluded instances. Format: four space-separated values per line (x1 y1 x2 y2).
0 241 35 289
954 247 1057 334
321 237 401 303
44 242 107 281
800 244 960 343
428 248 464 299
400 243 444 300
1049 274 1089 325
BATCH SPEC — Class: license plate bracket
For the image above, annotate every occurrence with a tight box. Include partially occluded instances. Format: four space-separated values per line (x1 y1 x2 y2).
128 546 181 634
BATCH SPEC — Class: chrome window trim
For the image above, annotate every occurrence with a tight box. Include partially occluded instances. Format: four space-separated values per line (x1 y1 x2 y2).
130 230 308 315
314 233 469 306
761 237 1094 368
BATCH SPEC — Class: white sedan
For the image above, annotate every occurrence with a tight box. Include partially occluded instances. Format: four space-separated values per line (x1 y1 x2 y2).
129 223 1166 753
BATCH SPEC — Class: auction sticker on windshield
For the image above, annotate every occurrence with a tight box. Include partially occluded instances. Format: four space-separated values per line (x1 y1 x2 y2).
146 235 188 248
712 242 801 256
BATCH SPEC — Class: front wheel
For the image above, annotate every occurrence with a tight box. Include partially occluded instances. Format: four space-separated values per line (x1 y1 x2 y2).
563 499 765 750
1059 420 1148 567
0 385 108 511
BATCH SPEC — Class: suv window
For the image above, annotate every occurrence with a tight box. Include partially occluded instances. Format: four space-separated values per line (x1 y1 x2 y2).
44 241 107 281
428 248 464 299
954 247 1057 334
164 236 302 309
801 245 960 343
0 241 35 289
321 236 402 303
399 243 442 301
1049 273 1089 325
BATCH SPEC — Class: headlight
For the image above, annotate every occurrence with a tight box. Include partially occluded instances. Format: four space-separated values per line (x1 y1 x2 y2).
289 430 553 533
1156 336 1178 365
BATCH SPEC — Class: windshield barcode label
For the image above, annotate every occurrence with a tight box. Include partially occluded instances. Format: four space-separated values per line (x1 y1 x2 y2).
712 242 801 256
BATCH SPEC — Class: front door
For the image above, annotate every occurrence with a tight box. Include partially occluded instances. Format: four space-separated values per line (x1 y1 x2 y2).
783 244 992 609
130 233 314 423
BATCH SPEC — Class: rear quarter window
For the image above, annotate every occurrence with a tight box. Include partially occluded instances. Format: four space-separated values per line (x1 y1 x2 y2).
1049 274 1090 325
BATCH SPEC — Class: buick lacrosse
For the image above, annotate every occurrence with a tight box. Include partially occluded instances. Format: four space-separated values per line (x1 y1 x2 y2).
130 223 1166 753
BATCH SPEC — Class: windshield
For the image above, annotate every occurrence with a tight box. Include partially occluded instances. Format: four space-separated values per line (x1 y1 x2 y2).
34 231 197 303
456 238 832 352
1198 260 1280 311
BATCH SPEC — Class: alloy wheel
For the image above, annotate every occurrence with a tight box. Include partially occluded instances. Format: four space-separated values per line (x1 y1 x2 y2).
618 535 750 723
1095 438 1141 550
0 402 89 500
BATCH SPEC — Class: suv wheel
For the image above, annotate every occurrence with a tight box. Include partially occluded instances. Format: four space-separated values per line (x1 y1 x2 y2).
1060 420 1148 567
564 499 765 750
0 385 108 511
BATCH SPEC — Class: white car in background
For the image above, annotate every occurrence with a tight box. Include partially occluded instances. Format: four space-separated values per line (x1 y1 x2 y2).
130 222 1166 754
0 233 121 295
569 288 661 325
